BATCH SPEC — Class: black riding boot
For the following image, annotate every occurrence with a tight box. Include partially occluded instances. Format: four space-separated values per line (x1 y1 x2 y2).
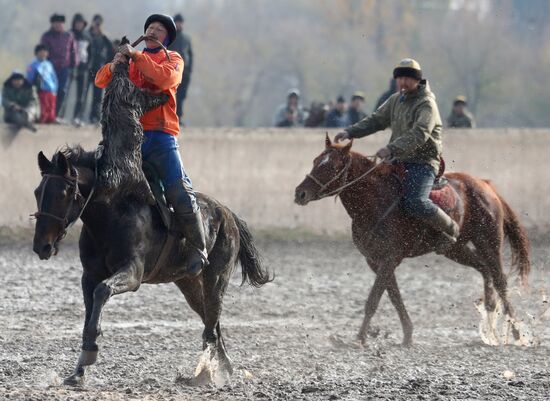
165 185 208 276
179 210 209 276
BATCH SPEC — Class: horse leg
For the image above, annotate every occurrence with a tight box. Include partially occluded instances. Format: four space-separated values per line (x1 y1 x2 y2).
64 271 103 385
358 263 397 345
446 245 500 345
386 273 413 346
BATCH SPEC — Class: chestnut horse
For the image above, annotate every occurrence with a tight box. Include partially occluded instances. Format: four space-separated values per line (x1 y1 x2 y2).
295 135 530 346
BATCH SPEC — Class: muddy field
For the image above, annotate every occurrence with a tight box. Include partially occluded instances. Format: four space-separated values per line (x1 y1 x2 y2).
1 234 549 401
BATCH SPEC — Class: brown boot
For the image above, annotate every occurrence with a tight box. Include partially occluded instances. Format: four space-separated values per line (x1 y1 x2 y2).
425 208 460 254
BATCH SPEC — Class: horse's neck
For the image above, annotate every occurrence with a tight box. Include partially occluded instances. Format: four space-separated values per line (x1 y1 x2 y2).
339 155 399 225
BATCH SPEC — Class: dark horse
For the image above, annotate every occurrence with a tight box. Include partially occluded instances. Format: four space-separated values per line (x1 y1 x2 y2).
295 135 531 346
33 148 271 385
32 36 271 385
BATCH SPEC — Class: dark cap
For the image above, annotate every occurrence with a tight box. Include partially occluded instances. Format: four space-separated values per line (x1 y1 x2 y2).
50 13 65 23
92 14 103 23
336 95 346 103
144 14 177 46
173 13 184 22
72 13 87 28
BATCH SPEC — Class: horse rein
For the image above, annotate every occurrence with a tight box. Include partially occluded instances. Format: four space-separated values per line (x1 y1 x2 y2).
307 155 389 200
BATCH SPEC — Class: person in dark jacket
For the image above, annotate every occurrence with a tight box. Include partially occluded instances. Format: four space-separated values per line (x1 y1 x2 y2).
347 91 367 125
168 14 194 124
447 96 476 128
324 96 348 128
71 13 91 126
86 14 114 124
2 71 38 132
374 78 397 111
40 13 78 119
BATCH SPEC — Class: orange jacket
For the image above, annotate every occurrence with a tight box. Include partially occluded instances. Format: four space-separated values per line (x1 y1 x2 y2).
95 49 183 136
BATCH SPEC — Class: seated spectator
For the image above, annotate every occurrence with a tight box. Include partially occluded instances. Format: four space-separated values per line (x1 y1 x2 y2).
347 91 367 125
324 95 347 128
447 96 476 128
374 78 397 111
274 88 305 127
2 71 37 132
27 44 58 123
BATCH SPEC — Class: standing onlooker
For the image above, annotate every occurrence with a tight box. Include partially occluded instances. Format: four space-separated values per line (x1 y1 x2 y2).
169 14 194 124
2 71 38 132
27 44 58 124
40 13 78 120
324 96 348 128
274 89 305 127
87 14 114 124
447 96 476 128
347 91 367 125
71 13 91 126
374 78 397 111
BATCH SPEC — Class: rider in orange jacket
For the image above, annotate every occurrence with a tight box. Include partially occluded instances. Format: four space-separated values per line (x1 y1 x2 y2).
95 14 207 276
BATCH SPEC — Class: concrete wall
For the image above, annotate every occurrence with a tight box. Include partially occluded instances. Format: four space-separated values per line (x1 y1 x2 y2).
1 124 547 233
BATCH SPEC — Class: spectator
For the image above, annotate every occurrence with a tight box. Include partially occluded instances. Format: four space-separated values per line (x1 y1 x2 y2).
27 44 58 124
2 71 38 132
347 91 367 125
274 88 305 127
40 13 78 120
324 95 347 128
71 13 91 126
447 96 476 128
169 14 194 125
87 14 114 124
374 78 397 111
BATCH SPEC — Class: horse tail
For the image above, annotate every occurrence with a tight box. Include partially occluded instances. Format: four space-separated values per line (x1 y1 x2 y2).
498 194 531 288
232 213 273 288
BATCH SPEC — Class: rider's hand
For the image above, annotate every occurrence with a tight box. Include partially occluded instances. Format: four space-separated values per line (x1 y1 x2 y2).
376 147 392 160
109 53 127 72
334 131 351 143
118 44 137 59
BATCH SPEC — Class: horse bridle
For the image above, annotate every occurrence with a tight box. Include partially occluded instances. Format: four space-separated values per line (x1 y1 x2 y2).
32 149 100 242
306 157 353 200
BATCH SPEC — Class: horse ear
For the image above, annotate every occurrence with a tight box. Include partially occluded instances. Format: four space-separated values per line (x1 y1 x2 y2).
342 139 353 153
55 152 70 174
325 132 332 148
37 151 53 173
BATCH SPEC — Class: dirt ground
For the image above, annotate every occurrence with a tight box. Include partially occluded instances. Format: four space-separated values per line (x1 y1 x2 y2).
1 234 549 400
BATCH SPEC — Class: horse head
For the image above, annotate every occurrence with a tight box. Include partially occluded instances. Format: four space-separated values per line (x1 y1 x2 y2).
33 151 82 260
295 133 353 205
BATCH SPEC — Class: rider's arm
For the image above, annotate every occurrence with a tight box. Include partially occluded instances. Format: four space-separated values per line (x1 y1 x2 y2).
94 63 113 88
345 96 392 138
131 51 183 91
387 101 435 159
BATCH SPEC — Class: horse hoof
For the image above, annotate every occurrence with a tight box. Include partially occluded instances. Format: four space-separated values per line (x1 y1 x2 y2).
401 339 413 347
64 373 84 386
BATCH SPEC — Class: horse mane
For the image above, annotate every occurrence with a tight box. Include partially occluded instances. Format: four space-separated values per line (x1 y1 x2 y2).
60 145 96 171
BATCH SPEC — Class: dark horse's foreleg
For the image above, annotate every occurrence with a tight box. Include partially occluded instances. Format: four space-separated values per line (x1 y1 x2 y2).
65 261 143 385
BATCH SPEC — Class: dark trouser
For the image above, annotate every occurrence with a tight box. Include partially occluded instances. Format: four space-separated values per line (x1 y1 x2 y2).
400 162 438 218
141 131 198 214
55 67 73 117
87 69 104 123
175 73 190 120
73 64 88 120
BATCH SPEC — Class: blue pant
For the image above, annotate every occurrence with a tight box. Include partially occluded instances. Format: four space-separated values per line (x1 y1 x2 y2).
141 130 197 213
400 162 438 218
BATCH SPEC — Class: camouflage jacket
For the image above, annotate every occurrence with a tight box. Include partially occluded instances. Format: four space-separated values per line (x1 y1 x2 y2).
447 110 475 128
345 80 442 172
